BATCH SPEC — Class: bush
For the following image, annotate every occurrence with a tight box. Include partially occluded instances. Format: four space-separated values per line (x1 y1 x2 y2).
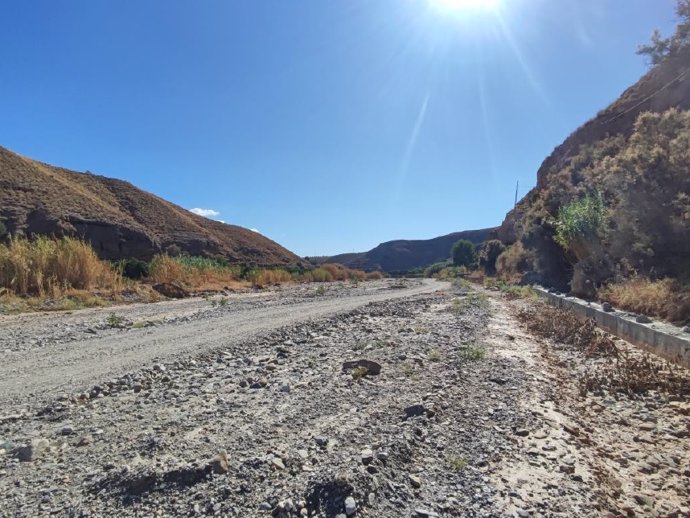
599 277 690 324
118 258 150 280
451 239 477 268
148 254 240 288
366 271 385 280
478 240 506 275
424 261 453 277
553 194 607 258
0 236 120 296
250 269 292 287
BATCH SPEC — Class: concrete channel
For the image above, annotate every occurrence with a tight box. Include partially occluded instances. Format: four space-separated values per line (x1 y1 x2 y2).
534 287 690 367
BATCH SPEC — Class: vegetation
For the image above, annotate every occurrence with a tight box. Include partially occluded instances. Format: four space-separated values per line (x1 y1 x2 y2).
637 0 690 65
477 240 505 276
424 260 453 277
498 108 690 316
0 236 121 297
599 277 690 324
0 237 381 314
462 345 486 361
553 194 607 256
0 220 7 239
451 239 477 268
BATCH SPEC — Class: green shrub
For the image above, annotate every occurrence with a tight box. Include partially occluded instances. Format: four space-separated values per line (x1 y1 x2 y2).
451 239 477 268
424 261 452 277
118 258 150 280
553 194 607 255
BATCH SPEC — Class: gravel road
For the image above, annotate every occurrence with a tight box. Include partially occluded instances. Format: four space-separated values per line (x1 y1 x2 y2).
0 279 443 408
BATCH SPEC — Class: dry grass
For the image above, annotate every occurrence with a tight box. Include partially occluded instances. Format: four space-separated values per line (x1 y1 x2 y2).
250 269 292 287
517 302 690 397
148 255 243 291
366 271 385 280
0 236 121 297
599 277 690 324
299 263 369 283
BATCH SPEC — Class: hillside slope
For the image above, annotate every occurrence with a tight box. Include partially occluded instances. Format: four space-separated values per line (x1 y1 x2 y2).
499 47 690 245
325 228 496 272
495 46 690 296
0 146 302 265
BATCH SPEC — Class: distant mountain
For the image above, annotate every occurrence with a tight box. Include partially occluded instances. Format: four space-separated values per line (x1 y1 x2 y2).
322 228 496 272
0 146 302 266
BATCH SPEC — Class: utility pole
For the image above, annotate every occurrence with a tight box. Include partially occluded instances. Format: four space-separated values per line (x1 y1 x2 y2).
514 180 519 207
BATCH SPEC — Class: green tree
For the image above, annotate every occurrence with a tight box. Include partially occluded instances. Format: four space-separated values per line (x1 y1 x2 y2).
451 239 477 268
638 0 690 65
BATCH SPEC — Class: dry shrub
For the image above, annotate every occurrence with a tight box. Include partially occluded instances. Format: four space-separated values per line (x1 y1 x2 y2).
301 268 334 283
496 241 534 282
300 264 367 283
366 271 385 280
599 277 690 324
0 236 120 297
148 255 242 290
251 269 292 287
517 303 690 397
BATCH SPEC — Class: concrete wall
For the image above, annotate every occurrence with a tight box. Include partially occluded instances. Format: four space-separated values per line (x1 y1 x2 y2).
534 288 690 367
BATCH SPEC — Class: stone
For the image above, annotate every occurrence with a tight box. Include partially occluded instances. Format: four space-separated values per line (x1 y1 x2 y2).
271 457 285 470
404 403 426 419
415 509 440 517
409 474 422 488
634 494 654 507
314 436 329 447
602 302 613 312
77 435 93 447
209 451 229 474
636 314 652 324
361 448 374 465
152 282 189 299
344 496 357 516
342 359 382 375
14 438 50 462
60 425 75 436
514 429 530 437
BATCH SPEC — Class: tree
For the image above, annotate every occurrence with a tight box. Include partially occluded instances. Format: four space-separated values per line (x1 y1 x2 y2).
637 0 690 65
451 239 477 268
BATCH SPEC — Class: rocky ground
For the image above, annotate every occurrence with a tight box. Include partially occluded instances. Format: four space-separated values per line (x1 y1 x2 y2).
0 281 688 517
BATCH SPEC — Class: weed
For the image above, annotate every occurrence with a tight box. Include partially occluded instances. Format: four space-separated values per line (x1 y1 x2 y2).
449 456 468 471
351 366 368 380
218 297 228 307
352 341 367 351
401 363 415 376
427 350 442 362
463 345 486 361
106 313 127 328
413 326 429 334
132 319 156 329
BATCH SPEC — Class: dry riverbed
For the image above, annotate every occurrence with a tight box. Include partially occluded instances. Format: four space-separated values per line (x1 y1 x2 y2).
0 281 688 517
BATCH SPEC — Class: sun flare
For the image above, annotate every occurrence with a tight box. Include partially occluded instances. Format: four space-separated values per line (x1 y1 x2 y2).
429 0 500 12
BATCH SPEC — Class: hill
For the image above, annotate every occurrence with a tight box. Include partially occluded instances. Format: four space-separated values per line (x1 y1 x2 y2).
496 45 690 299
0 146 302 266
323 228 496 272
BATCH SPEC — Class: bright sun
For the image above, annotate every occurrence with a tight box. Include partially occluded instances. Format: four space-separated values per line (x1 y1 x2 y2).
429 0 499 12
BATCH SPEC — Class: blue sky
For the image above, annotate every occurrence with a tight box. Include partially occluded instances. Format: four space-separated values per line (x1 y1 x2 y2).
0 1 677 256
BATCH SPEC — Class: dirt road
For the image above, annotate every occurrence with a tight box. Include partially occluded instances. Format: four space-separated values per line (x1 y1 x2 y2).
1 281 688 517
0 279 443 407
